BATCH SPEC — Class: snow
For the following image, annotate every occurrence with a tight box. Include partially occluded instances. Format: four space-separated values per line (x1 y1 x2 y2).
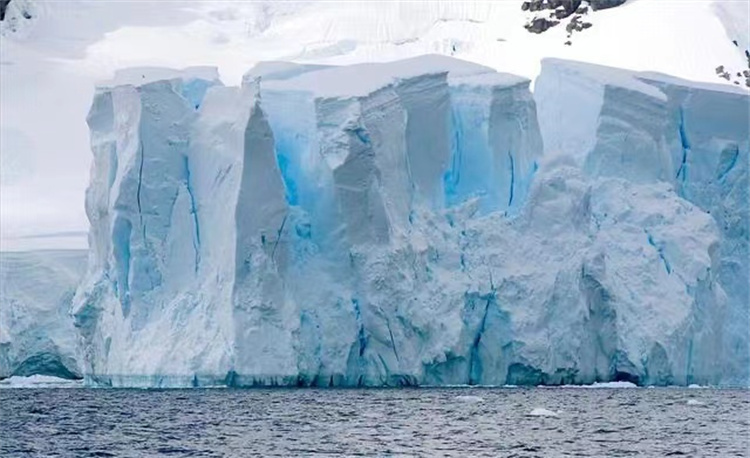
0 374 83 388
1 0 747 249
528 408 559 417
100 66 220 89
264 54 494 98
712 1 750 54
70 56 749 388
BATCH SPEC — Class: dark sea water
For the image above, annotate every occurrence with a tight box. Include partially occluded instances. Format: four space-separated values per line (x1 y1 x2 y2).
1 387 748 457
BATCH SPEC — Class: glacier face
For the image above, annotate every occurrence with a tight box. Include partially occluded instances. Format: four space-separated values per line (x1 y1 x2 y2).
536 59 750 386
0 250 87 380
73 55 749 387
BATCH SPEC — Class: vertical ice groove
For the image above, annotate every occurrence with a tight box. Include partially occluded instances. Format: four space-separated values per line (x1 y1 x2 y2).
676 106 690 182
136 140 145 223
385 317 400 363
270 214 288 263
717 144 739 182
507 151 515 208
646 231 671 275
469 295 493 385
352 299 367 357
183 155 201 273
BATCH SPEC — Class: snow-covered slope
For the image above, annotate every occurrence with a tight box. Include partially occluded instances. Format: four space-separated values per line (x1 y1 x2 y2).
0 250 87 379
1 0 747 249
74 56 748 387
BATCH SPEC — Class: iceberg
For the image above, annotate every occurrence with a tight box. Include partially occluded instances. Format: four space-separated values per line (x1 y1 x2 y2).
527 408 560 417
71 55 748 388
0 250 86 380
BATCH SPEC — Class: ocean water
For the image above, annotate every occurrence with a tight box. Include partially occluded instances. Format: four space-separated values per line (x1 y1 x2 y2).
1 387 748 457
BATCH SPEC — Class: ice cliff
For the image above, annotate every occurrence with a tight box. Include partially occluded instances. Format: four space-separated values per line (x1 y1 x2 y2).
0 250 86 379
72 55 749 387
535 59 749 387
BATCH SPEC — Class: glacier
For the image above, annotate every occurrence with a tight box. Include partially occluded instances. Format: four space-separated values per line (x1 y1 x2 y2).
67 55 749 388
0 250 86 380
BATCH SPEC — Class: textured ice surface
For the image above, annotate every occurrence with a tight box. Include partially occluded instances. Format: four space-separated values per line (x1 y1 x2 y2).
73 56 748 387
0 250 87 380
536 58 749 387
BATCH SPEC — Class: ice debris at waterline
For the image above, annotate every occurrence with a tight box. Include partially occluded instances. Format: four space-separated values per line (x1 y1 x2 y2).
528 408 560 417
0 375 84 388
70 55 749 388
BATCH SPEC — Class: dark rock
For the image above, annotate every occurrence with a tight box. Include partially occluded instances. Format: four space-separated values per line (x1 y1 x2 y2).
525 17 560 34
715 65 725 75
522 1 531 11
576 6 589 14
0 0 11 22
589 0 627 11
733 40 739 47
566 16 588 33
557 0 582 18
565 0 583 12
565 40 572 46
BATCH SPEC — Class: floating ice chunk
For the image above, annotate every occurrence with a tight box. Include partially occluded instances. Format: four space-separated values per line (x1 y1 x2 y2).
455 395 484 403
686 399 705 406
528 408 560 417
585 381 638 389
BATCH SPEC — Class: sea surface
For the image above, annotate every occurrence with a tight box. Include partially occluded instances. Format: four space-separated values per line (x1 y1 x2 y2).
1 387 748 457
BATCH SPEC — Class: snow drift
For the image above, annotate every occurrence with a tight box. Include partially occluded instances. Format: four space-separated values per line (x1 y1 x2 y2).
71 55 748 388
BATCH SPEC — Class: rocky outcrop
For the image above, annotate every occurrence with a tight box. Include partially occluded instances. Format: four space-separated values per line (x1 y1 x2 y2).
588 0 626 11
521 0 609 42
